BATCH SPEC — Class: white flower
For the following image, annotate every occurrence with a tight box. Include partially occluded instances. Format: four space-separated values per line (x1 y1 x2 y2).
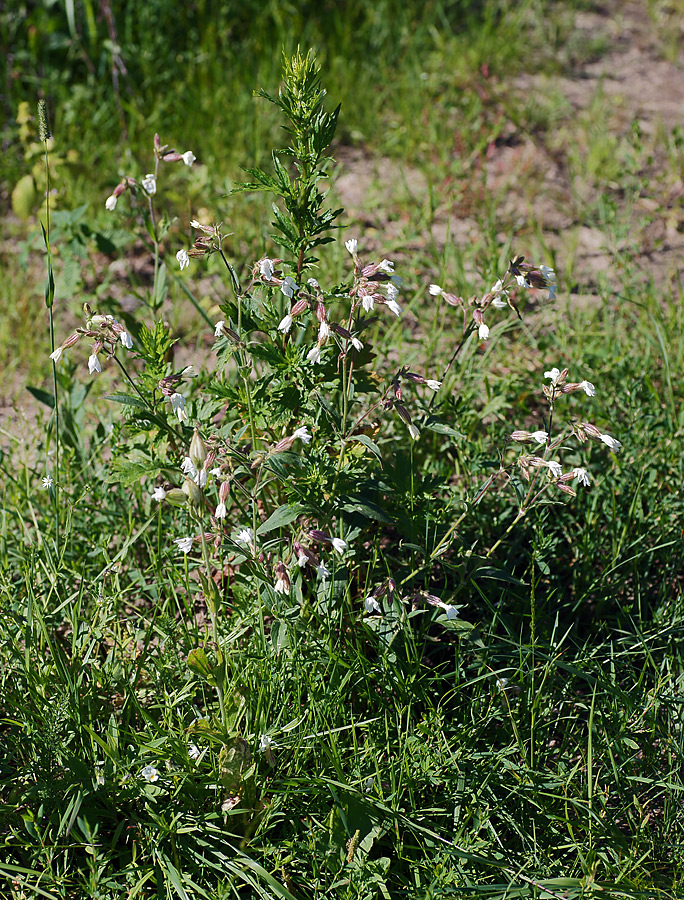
188 743 200 760
120 331 133 349
345 238 358 255
259 734 276 752
492 297 508 309
408 423 420 440
515 274 529 288
281 276 298 299
190 219 200 228
318 321 330 342
579 380 596 397
214 320 225 337
142 174 156 195
197 469 207 489
42 476 54 489
142 765 159 782
546 460 563 478
209 467 222 477
236 528 253 545
152 486 167 501
490 279 504 294
307 346 322 364
174 536 194 554
317 562 331 580
426 380 441 391
88 354 101 375
600 432 622 452
181 455 198 479
292 426 312 444
378 259 394 274
182 365 197 377
429 284 442 296
386 299 401 317
331 537 347 554
573 467 591 486
351 337 363 351
361 294 375 312
259 258 274 280
105 194 117 211
531 430 548 444
215 501 227 519
544 367 561 383
182 151 196 166
444 605 458 620
176 249 190 271
278 314 293 333
478 323 490 341
364 596 381 614
274 574 289 594
540 265 556 298
49 347 63 363
297 553 309 568
496 676 509 691
385 282 399 302
171 393 187 424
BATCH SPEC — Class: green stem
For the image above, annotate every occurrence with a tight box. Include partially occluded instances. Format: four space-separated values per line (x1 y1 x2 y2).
198 515 226 729
43 136 59 557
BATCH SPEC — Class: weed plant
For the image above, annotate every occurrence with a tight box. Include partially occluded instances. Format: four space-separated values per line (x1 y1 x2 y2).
1 43 684 900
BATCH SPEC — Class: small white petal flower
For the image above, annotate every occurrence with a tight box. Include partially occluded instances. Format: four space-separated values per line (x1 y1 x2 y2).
181 455 198 478
171 393 187 414
259 734 276 752
345 238 358 255
547 460 563 478
120 331 133 349
50 347 63 363
307 346 322 364
515 274 529 288
190 219 200 228
531 430 548 444
236 528 253 546
281 276 298 299
361 294 375 312
259 258 275 280
188 743 200 760
573 467 591 486
278 314 293 333
364 596 381 614
209 467 222 477
197 469 207 488
478 323 490 341
182 150 196 166
318 321 330 342
378 259 394 274
292 426 312 444
386 299 401 317
426 379 441 391
317 562 331 580
385 282 399 302
214 320 225 337
152 486 167 501
540 265 555 282
105 194 117 211
492 297 508 309
544 367 561 383
331 538 347 554
408 423 420 440
429 284 442 296
88 354 101 375
42 476 54 489
490 279 504 294
174 536 194 554
600 433 622 452
496 676 509 691
176 249 190 270
351 337 363 351
444 605 458 620
274 576 289 594
298 553 309 568
215 501 227 519
142 174 156 195
579 380 596 397
142 765 159 782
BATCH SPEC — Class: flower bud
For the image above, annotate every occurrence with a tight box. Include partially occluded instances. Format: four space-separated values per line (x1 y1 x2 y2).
164 488 188 507
189 429 207 469
182 478 202 506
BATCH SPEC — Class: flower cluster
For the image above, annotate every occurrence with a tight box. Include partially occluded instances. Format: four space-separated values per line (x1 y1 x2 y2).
50 303 133 375
104 133 196 211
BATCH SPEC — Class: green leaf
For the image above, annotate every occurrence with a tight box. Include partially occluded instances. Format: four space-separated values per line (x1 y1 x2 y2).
26 385 55 409
257 502 308 535
339 495 393 524
348 433 382 462
154 261 168 309
103 392 149 410
186 648 217 685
